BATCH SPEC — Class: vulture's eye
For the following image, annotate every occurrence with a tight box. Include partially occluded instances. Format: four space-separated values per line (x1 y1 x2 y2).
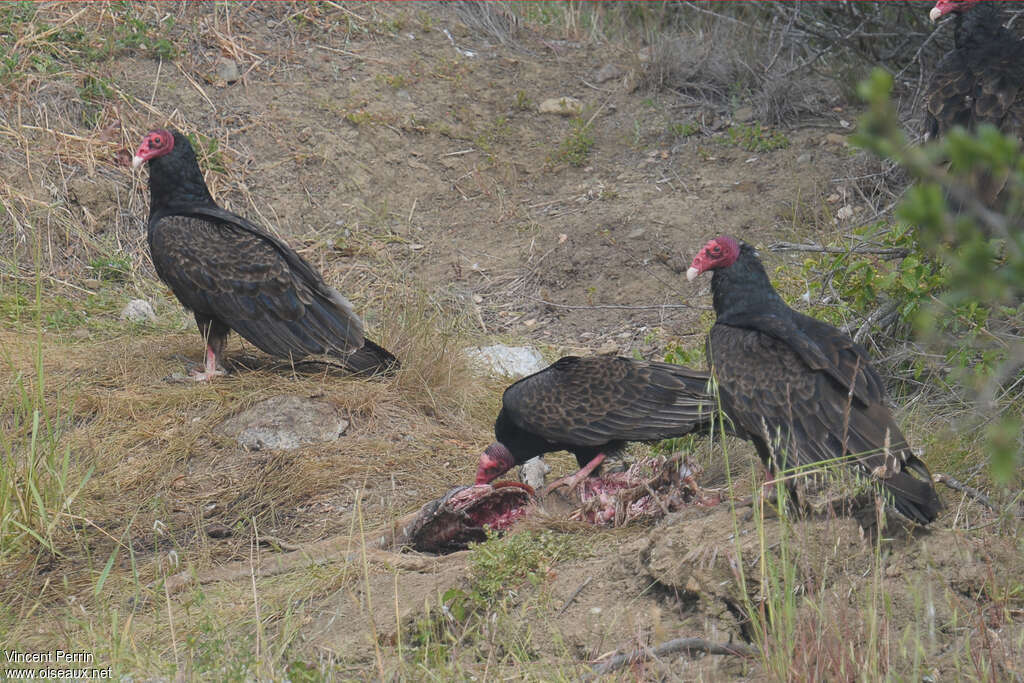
710 246 722 256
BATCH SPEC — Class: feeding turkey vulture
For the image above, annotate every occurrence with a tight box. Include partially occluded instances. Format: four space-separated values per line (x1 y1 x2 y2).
474 356 719 492
687 236 942 524
925 0 1024 143
132 129 398 380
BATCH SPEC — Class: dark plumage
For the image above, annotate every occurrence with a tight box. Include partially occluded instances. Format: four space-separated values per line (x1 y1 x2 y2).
925 0 1024 212
474 356 719 486
688 236 942 524
133 129 397 379
925 0 1024 143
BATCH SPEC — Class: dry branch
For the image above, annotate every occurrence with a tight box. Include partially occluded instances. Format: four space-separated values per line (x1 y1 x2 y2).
767 241 909 258
933 473 996 511
589 636 757 677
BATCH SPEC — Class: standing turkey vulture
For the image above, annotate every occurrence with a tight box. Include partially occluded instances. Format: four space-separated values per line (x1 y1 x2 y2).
132 129 398 380
474 356 719 491
687 236 942 524
925 0 1024 143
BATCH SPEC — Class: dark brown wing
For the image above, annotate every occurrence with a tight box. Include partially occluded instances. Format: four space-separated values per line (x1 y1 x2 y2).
709 323 940 523
925 46 1024 141
502 356 717 447
148 210 364 359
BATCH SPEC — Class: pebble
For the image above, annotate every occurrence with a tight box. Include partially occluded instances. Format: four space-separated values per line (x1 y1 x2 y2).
120 299 156 323
538 96 583 116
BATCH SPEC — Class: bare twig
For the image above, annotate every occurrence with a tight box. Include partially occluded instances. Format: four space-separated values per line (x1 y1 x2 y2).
933 473 996 511
768 241 909 258
527 296 705 312
589 636 757 677
557 576 592 616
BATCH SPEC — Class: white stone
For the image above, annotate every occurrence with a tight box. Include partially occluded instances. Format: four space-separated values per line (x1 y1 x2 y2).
466 344 546 378
519 457 551 490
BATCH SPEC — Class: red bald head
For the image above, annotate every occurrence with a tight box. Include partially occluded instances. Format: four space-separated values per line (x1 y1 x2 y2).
132 129 175 168
686 235 741 281
475 442 516 485
930 0 979 22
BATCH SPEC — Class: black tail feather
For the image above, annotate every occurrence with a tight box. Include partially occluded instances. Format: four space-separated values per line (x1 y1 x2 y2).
883 461 943 524
341 337 400 376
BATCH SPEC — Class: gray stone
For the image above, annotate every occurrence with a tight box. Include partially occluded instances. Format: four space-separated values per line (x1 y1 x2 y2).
216 395 348 451
120 299 156 323
217 57 240 84
594 63 624 83
734 106 754 122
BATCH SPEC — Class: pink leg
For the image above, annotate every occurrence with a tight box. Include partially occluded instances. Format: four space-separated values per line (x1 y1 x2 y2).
541 453 607 498
190 344 226 382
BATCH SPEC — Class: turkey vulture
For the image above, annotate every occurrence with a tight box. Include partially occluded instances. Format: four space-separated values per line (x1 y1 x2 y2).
474 356 719 491
687 236 942 524
132 129 397 380
925 0 1024 143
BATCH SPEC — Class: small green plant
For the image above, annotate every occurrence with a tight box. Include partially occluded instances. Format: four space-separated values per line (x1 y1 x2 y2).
550 117 595 167
723 122 789 152
514 90 532 111
376 72 406 89
88 253 131 282
79 74 114 102
663 341 703 367
474 115 511 157
468 529 571 603
185 132 227 175
669 120 699 139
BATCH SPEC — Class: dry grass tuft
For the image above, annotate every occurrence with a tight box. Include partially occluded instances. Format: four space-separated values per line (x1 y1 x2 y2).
640 19 829 126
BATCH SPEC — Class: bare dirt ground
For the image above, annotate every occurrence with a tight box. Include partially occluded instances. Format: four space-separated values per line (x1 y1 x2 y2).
1 3 1020 680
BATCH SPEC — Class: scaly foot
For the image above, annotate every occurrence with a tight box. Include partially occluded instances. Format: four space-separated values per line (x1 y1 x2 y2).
541 453 607 498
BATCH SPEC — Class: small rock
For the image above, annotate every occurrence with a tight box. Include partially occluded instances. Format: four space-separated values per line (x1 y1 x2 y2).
120 299 157 323
538 96 583 116
734 106 754 123
216 395 349 451
216 57 240 84
594 63 624 83
466 345 546 378
637 47 652 63
826 193 841 204
627 228 646 239
520 457 550 490
823 133 848 147
597 340 619 355
796 153 812 164
837 205 854 221
206 523 232 539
